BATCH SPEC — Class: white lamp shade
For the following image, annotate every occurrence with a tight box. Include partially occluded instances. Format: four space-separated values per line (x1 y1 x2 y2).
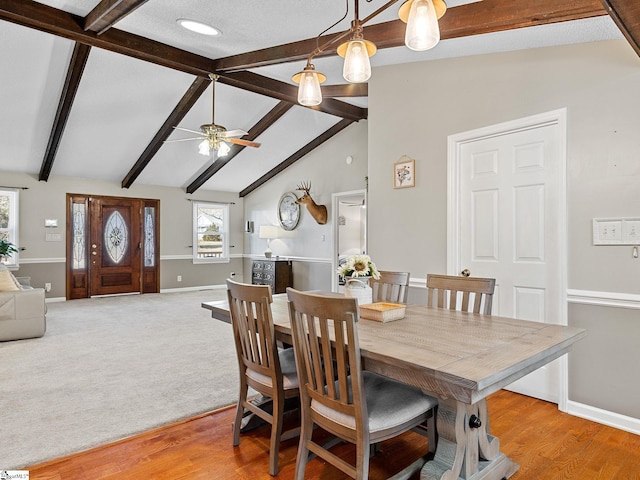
342 39 372 83
198 139 210 156
404 0 440 51
259 225 279 239
218 141 231 157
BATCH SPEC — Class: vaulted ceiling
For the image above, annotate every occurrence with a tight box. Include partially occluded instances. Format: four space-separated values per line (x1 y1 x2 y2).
0 0 636 196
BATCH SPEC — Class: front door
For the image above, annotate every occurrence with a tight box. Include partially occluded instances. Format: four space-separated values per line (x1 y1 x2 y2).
67 194 159 299
448 109 567 404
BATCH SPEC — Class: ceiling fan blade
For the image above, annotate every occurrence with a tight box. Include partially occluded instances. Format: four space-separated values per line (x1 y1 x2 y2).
164 137 204 143
173 126 205 136
228 138 261 148
223 129 249 138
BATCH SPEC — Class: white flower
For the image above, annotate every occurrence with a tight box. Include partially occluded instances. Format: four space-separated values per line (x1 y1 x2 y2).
336 254 380 280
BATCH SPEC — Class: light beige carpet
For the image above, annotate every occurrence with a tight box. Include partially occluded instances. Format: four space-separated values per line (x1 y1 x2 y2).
0 289 238 469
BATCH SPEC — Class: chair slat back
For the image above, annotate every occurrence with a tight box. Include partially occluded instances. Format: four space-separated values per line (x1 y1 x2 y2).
227 280 279 380
426 274 496 315
287 289 366 425
371 271 411 303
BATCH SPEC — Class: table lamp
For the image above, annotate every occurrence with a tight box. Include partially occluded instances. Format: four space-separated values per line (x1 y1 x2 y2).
259 225 279 258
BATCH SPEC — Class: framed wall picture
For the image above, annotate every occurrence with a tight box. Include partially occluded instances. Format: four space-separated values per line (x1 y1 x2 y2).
393 156 415 189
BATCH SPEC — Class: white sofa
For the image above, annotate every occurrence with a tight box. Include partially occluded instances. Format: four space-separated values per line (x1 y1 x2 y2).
0 264 46 341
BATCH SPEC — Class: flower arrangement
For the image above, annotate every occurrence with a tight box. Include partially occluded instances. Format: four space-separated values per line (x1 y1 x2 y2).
336 254 380 280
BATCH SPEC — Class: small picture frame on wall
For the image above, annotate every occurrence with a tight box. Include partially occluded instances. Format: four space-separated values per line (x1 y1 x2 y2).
393 156 415 189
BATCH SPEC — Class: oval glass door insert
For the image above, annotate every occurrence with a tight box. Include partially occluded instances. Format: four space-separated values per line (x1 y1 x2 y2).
104 210 128 263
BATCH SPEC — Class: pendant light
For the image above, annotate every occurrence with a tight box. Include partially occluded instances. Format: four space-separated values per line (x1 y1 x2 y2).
292 0 447 106
399 0 446 51
337 33 377 83
292 63 327 106
337 1 376 84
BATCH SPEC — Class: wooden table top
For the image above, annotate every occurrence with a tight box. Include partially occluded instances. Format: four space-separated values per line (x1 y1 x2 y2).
203 294 586 404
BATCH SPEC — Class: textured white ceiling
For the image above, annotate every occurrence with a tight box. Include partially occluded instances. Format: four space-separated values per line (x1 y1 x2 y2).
1 2 623 192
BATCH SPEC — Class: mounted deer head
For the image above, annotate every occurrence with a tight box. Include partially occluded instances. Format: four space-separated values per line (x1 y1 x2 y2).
296 181 327 225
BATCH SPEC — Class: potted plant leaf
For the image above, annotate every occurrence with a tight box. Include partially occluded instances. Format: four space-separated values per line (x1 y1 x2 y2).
0 238 18 263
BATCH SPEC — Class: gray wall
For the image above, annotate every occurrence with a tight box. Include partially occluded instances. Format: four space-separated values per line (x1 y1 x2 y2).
242 120 369 291
367 40 640 421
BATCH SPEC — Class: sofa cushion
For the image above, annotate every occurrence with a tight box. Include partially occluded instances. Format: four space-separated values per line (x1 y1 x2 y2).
0 269 20 292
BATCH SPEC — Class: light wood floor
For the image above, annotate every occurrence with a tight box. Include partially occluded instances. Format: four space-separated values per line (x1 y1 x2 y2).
26 390 640 479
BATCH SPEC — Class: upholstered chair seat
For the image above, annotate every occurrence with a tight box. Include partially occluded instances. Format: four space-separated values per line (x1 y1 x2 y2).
312 371 438 433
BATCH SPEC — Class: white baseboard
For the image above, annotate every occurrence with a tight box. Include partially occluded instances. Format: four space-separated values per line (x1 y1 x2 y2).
567 400 640 435
45 296 67 303
159 284 226 293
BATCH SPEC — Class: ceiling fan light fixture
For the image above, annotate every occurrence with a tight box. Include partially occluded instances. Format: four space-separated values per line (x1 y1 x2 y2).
399 0 444 51
292 64 326 106
198 139 210 156
338 38 376 83
177 19 221 36
218 141 231 157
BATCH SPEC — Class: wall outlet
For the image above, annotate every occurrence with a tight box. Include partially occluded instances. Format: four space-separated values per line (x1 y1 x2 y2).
44 282 52 292
177 275 182 282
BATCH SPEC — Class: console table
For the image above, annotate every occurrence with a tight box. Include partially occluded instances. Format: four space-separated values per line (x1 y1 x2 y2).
251 259 292 294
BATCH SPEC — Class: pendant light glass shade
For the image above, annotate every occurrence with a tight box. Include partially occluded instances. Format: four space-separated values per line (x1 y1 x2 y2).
341 39 375 83
403 0 440 51
292 65 326 106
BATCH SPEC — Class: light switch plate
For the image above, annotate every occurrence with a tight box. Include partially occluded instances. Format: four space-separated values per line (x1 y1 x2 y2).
593 218 640 245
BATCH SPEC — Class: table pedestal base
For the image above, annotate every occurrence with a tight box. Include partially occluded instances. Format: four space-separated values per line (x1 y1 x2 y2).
421 399 519 480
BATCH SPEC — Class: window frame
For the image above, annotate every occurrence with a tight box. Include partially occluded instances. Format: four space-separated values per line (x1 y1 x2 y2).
0 188 19 268
192 201 230 264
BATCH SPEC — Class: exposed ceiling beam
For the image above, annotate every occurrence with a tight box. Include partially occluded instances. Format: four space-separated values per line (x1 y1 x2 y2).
0 0 213 77
39 42 91 182
121 76 212 189
211 0 608 72
600 0 640 57
322 83 368 98
186 101 294 194
218 71 367 121
0 0 366 121
84 0 149 35
239 119 354 198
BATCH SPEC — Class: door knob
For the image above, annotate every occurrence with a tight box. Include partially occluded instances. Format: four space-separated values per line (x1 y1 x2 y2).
461 269 471 277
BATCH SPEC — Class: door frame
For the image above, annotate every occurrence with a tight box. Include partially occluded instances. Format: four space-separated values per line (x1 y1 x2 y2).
66 194 160 299
446 108 569 410
331 189 367 292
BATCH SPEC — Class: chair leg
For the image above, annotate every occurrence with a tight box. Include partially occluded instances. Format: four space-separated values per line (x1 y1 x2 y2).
232 381 248 446
269 393 285 476
294 405 314 480
356 438 371 480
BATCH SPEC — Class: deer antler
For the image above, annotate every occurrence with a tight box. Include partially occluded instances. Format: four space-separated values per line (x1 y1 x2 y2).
296 181 311 193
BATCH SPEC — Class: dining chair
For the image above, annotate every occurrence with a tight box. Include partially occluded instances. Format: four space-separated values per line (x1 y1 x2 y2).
370 270 411 303
426 274 496 314
286 288 438 480
226 279 300 476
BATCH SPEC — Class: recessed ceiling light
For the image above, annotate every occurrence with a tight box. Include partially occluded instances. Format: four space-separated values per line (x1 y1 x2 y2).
177 19 221 36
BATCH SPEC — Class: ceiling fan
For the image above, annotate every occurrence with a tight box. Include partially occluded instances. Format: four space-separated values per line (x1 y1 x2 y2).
166 74 261 157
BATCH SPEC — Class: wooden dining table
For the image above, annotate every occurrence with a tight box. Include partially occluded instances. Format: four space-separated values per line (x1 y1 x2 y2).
202 294 586 480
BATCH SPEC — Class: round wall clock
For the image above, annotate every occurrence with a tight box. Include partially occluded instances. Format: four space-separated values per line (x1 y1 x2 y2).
278 192 301 231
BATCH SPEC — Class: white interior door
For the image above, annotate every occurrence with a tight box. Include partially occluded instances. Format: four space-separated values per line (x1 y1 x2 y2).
448 110 567 405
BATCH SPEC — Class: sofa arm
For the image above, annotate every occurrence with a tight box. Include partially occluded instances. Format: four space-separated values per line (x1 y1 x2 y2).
0 288 46 341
